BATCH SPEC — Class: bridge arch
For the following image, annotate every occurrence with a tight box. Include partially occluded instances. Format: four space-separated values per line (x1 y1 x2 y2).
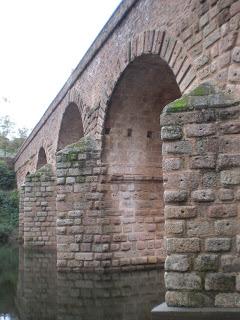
36 147 47 170
57 102 84 151
100 30 198 266
98 29 198 138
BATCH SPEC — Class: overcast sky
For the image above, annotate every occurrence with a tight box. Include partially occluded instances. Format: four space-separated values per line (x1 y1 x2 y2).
0 0 121 134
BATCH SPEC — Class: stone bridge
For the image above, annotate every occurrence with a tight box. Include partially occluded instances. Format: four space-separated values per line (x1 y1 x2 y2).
15 0 240 309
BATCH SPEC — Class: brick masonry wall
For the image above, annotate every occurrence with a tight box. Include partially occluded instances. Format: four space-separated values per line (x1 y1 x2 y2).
15 0 240 185
23 165 56 247
162 82 240 307
56 137 104 271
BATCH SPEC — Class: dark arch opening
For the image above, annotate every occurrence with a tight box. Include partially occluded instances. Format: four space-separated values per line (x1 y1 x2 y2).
57 103 84 151
102 54 181 266
36 147 47 170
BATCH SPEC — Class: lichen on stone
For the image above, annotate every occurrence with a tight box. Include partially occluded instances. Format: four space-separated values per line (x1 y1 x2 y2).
166 96 189 113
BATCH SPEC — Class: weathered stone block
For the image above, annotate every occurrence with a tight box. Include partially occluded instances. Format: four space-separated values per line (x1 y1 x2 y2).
187 220 211 237
221 254 240 272
218 188 234 201
162 141 192 155
215 293 240 307
163 158 182 171
229 65 240 82
236 235 240 253
166 238 200 253
165 272 202 290
204 29 221 48
215 219 236 236
166 291 213 307
161 126 183 140
165 254 190 272
218 154 240 169
165 221 184 235
75 253 93 261
208 204 237 218
165 206 197 219
191 189 215 202
221 170 240 185
232 47 240 63
205 273 235 291
194 254 218 271
205 238 231 252
190 155 216 169
185 123 216 137
164 190 188 203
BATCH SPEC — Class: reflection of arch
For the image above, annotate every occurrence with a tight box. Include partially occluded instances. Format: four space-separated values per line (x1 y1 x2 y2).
36 147 47 170
57 103 84 151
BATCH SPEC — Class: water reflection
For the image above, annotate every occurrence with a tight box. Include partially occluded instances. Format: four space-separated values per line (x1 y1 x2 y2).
0 247 165 320
0 246 19 320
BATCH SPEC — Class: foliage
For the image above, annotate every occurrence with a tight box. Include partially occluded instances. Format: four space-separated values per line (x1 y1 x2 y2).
0 161 16 190
0 190 19 243
0 159 18 243
0 115 29 156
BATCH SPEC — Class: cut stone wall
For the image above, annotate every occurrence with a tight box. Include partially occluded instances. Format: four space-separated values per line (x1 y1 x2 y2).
162 83 240 307
56 137 103 271
56 136 165 271
23 165 56 247
18 185 25 243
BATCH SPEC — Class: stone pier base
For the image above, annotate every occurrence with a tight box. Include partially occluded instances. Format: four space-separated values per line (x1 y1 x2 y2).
152 303 240 320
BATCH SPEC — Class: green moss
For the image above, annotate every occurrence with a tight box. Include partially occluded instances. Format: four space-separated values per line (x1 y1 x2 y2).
190 83 216 96
191 86 208 96
76 176 86 183
167 96 189 113
58 137 96 161
67 152 78 162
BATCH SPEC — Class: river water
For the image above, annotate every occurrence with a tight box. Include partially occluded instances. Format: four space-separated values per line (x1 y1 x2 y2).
0 246 165 320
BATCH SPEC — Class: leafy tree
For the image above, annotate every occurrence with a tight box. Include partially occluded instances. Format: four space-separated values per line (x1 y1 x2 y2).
0 116 15 138
0 115 29 156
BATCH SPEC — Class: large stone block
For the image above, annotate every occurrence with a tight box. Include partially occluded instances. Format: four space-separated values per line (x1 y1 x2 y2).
166 238 200 254
165 272 202 290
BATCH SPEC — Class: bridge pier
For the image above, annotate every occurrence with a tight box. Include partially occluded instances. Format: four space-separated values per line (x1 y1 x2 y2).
155 83 240 310
23 165 56 247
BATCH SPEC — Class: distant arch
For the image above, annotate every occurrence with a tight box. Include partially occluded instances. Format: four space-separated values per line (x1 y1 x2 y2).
57 103 84 151
36 147 47 170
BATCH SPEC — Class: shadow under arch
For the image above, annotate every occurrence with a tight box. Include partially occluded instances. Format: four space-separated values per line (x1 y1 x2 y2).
57 102 84 151
36 147 47 170
101 53 181 267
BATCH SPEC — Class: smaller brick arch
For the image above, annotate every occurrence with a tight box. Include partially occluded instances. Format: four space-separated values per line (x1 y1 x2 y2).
57 102 84 151
36 147 47 170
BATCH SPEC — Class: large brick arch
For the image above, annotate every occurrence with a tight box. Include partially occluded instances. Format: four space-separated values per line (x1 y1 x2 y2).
93 30 199 269
97 30 199 140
